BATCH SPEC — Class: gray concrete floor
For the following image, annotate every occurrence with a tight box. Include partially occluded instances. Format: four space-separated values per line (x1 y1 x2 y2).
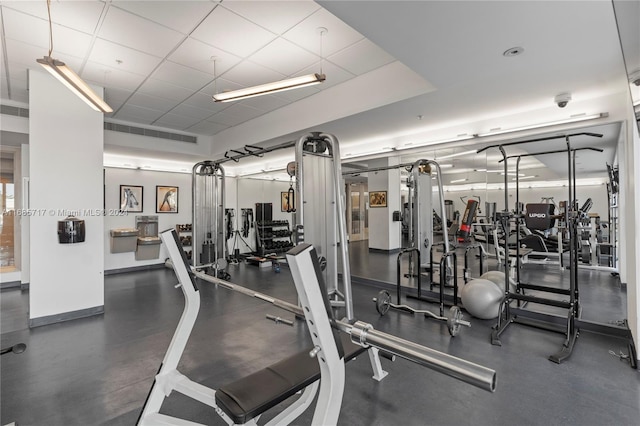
1 245 639 425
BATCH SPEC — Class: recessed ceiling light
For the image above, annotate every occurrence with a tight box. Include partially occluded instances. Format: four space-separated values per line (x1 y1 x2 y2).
503 46 524 57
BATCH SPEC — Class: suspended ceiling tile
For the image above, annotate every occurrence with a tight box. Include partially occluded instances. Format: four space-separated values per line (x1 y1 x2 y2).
295 60 355 90
82 61 147 92
168 37 242 75
169 103 217 121
136 78 195 101
5 39 56 70
89 38 163 76
270 84 320 103
187 120 230 135
190 6 277 58
127 92 181 112
181 90 229 114
282 8 364 57
111 1 217 34
249 37 319 76
154 113 204 130
222 0 320 35
98 6 184 58
151 61 213 91
328 38 395 76
105 87 134 111
2 8 94 58
209 103 265 127
1 0 105 35
238 94 291 112
115 103 165 123
220 61 286 88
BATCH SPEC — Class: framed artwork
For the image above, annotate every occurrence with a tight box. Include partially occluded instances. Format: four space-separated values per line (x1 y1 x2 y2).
369 190 387 208
120 185 143 213
156 186 178 213
281 191 295 212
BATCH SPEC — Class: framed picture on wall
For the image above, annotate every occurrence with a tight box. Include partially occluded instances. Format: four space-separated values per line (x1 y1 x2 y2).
120 185 143 213
281 191 295 212
156 186 178 213
369 190 387 208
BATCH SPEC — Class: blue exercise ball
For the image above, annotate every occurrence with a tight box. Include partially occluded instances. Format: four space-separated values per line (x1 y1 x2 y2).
460 278 504 320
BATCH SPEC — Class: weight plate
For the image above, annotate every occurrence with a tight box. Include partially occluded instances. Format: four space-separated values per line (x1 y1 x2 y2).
375 290 391 316
447 306 463 336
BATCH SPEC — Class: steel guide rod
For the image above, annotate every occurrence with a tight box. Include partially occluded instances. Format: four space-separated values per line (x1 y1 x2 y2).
186 265 496 392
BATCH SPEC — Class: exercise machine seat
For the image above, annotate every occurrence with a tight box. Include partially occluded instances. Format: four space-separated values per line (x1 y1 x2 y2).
525 204 556 231
215 333 365 424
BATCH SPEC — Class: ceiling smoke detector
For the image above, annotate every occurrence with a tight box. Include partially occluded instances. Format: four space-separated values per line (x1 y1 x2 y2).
503 46 524 57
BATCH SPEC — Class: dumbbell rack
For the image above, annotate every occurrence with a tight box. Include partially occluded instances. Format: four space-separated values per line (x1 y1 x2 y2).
255 220 294 256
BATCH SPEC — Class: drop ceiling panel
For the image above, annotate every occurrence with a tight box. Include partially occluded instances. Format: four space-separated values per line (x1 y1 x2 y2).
181 90 229 113
1 1 105 35
115 104 166 123
5 39 53 70
111 1 217 34
188 120 230 135
151 61 213 91
136 78 195 101
209 103 265 126
98 7 184 58
89 39 162 76
105 88 134 111
295 60 354 89
282 8 364 57
82 61 147 92
127 92 181 112
220 61 286 88
167 37 242 75
249 38 319 76
237 94 291 112
222 0 320 35
327 38 395 75
269 84 320 103
169 103 217 121
2 8 94 58
154 113 204 130
190 6 277 58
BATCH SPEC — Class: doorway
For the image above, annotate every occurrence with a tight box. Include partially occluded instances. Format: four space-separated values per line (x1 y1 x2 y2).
347 182 368 242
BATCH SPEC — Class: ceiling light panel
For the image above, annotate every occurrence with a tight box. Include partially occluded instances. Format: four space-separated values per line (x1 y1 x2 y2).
191 7 277 58
327 38 395 75
111 1 216 34
98 7 184 58
282 9 364 56
221 1 321 35
249 38 320 76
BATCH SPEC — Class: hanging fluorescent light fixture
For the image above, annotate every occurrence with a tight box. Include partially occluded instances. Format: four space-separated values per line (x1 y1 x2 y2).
437 149 476 160
36 0 112 113
477 113 608 137
450 178 469 183
213 73 326 102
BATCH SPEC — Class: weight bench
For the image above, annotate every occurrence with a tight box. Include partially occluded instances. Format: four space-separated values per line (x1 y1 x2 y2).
215 333 365 424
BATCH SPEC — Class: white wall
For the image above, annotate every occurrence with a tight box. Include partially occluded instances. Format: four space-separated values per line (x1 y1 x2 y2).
367 158 402 251
103 168 192 271
28 70 104 321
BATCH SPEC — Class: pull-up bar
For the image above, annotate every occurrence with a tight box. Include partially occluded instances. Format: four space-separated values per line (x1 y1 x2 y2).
476 132 603 154
498 146 604 162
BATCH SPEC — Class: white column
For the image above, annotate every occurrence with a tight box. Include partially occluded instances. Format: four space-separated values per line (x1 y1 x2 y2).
368 157 401 251
28 69 105 327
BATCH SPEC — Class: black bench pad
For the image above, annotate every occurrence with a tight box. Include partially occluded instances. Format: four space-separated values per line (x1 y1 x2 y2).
215 333 365 424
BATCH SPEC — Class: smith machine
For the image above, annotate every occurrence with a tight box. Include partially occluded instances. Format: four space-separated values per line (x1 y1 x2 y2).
478 132 635 365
